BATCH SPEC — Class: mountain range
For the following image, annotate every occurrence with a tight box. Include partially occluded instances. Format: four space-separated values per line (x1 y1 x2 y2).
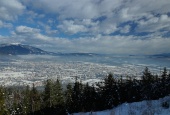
151 53 170 58
0 44 97 56
0 44 51 55
1 44 169 58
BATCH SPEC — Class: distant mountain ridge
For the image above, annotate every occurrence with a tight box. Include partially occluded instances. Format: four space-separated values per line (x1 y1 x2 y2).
0 44 51 55
0 44 97 56
151 53 170 58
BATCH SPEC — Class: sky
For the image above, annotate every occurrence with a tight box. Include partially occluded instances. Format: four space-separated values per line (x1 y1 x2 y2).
0 0 170 55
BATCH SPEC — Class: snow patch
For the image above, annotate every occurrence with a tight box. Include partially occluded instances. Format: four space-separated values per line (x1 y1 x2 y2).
73 96 170 115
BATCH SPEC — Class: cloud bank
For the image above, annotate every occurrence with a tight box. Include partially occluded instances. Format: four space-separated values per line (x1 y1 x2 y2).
0 0 170 54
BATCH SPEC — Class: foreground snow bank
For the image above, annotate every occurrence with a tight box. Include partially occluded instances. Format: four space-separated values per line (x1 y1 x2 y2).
73 96 170 115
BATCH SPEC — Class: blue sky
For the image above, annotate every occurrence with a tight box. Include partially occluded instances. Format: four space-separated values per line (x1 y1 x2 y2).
0 0 170 54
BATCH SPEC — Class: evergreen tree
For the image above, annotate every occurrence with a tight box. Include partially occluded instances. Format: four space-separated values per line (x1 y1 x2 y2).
167 71 170 95
52 79 66 114
141 67 153 100
162 67 168 80
30 84 41 113
65 83 73 114
11 89 23 115
82 83 97 112
126 78 141 102
0 87 9 115
52 79 64 106
101 74 118 109
161 67 168 96
71 80 83 112
43 79 53 108
142 67 153 82
42 79 66 114
22 85 31 114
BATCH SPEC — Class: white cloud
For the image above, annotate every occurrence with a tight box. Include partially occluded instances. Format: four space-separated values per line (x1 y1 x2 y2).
27 0 170 34
0 35 6 43
14 26 54 42
58 20 88 34
44 35 170 55
0 20 13 28
160 14 170 22
0 20 3 27
46 28 58 35
120 25 131 33
1 0 170 54
0 0 25 20
37 22 58 35
35 0 99 19
30 0 170 21
47 19 54 25
130 0 170 14
4 22 13 28
137 14 170 33
0 35 18 44
82 19 99 27
28 0 123 20
57 19 101 35
102 24 118 34
22 0 170 36
16 26 40 35
57 18 118 35
26 10 45 20
3 25 170 54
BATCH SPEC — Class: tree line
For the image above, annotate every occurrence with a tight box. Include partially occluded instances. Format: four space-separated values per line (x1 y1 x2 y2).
0 67 170 115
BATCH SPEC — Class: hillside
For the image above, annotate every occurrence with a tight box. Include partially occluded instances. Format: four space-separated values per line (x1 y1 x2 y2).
0 44 50 55
73 96 170 115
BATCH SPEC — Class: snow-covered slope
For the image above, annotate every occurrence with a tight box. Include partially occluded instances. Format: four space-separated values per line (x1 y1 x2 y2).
73 96 170 115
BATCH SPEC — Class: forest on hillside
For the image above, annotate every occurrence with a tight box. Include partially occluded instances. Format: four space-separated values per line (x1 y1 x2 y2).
0 67 170 115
